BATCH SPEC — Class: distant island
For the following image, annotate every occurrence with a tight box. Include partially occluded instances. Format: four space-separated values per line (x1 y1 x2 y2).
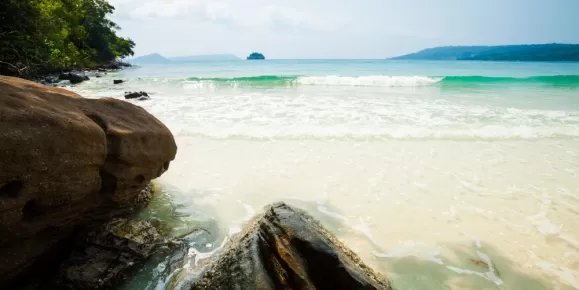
391 44 579 62
128 53 171 64
247 52 265 60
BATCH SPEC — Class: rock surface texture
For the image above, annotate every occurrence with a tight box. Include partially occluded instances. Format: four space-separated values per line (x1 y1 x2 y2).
0 76 177 285
191 203 392 290
57 218 163 289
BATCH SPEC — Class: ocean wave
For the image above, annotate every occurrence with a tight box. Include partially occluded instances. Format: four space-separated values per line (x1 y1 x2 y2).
185 75 441 87
182 75 579 88
166 125 579 141
296 75 441 87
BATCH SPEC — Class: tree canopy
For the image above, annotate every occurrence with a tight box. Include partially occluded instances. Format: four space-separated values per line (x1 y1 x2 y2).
0 0 134 77
247 52 265 60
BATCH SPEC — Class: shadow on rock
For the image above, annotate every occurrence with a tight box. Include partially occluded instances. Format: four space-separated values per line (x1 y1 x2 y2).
55 218 165 289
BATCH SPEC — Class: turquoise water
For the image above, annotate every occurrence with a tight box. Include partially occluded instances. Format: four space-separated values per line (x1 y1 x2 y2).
71 60 579 289
122 59 579 78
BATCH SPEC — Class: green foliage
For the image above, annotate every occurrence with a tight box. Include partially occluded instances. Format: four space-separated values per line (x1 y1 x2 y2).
247 52 265 60
0 0 134 76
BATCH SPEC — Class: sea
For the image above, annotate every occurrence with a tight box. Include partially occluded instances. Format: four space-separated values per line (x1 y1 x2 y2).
69 60 579 290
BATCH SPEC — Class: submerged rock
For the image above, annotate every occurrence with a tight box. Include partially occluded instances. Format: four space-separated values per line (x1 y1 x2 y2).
125 91 150 100
114 79 124 84
57 218 163 289
0 76 177 285
191 203 392 290
58 72 89 84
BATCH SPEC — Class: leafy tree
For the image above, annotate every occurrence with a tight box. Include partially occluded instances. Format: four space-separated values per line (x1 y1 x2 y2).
0 0 134 77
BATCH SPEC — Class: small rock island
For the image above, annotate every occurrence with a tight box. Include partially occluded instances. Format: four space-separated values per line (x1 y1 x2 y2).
246 52 265 60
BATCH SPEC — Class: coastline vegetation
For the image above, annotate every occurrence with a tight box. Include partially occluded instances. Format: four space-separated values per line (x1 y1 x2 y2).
0 0 134 77
247 52 266 60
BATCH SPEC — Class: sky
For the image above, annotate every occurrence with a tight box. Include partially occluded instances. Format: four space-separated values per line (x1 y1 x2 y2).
108 0 579 59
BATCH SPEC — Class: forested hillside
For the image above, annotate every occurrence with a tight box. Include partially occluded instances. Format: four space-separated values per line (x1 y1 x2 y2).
0 0 134 77
391 44 579 61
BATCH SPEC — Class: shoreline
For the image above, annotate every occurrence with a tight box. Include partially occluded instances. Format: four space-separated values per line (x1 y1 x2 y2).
21 61 133 86
0 75 396 290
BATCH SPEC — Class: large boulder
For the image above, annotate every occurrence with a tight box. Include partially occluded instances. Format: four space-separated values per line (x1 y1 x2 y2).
191 203 392 290
58 72 89 84
0 76 177 284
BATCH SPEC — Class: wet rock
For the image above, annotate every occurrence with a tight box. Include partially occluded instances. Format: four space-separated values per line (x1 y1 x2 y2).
114 79 124 84
0 76 177 284
191 203 392 290
117 237 193 290
99 61 131 70
58 72 89 84
56 219 163 289
125 91 150 100
39 76 59 86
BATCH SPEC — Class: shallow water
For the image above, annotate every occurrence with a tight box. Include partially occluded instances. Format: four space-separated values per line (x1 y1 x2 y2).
70 60 579 289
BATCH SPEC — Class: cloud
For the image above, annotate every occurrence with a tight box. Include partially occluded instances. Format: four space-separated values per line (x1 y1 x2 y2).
109 0 345 31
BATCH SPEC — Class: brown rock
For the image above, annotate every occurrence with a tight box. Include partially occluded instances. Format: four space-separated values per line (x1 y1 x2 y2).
191 203 392 290
0 76 177 284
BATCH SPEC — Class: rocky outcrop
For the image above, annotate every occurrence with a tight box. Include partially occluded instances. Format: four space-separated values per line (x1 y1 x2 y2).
125 91 150 100
0 76 177 285
58 72 90 84
98 61 132 71
191 203 392 290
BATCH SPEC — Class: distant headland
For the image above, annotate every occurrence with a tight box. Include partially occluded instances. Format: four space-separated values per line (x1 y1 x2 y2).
247 52 266 60
391 44 579 62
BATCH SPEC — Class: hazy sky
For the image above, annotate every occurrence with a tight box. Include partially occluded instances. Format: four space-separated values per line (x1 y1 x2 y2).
109 0 579 59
